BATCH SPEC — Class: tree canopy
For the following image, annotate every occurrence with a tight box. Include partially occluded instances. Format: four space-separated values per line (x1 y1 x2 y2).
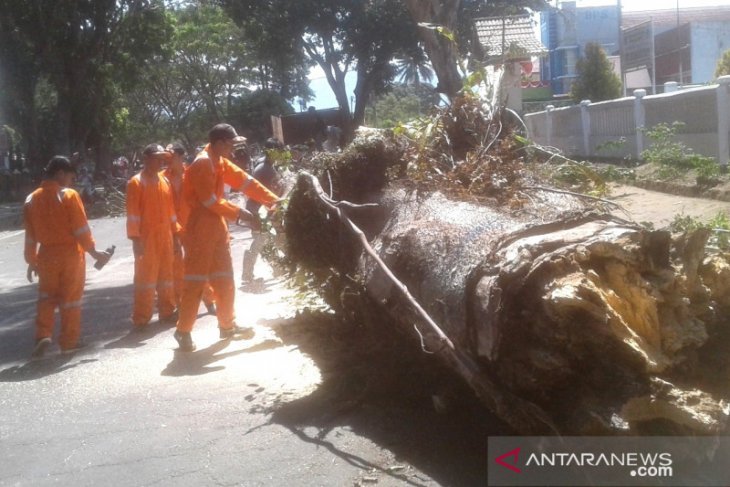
0 0 171 170
570 42 622 103
0 0 550 173
222 0 421 137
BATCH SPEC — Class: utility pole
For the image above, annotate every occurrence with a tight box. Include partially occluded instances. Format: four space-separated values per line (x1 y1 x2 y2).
618 0 624 95
677 0 683 86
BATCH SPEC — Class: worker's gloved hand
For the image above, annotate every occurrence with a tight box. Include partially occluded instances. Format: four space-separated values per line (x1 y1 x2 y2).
26 263 38 283
237 209 261 232
132 238 144 259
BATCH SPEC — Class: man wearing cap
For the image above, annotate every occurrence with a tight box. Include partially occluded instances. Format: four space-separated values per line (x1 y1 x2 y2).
163 142 216 316
231 136 251 173
242 137 284 288
23 156 111 358
126 143 180 330
175 123 278 351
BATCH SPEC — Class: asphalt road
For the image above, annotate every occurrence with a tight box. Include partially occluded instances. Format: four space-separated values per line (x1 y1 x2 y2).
0 216 495 487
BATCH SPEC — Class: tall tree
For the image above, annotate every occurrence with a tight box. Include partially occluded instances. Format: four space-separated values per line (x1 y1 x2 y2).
117 3 306 150
570 42 621 103
404 0 463 98
223 0 421 137
0 0 171 171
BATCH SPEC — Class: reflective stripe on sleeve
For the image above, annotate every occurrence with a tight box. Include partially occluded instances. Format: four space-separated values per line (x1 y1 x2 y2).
73 225 90 237
184 274 209 282
128 215 141 222
209 271 233 280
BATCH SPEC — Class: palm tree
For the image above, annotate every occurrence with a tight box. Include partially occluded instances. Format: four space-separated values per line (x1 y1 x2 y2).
395 45 434 86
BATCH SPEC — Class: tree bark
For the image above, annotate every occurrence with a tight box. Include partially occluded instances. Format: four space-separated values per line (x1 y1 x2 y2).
404 0 463 99
285 135 730 435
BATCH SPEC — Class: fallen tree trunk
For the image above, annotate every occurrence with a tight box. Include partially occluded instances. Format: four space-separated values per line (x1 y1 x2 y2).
285 134 730 436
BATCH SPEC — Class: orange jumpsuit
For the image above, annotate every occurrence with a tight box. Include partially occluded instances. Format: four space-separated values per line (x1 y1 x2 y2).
126 170 180 326
23 181 95 350
177 144 277 333
162 167 215 309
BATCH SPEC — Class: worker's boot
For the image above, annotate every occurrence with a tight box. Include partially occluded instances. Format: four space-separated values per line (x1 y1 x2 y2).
173 330 196 352
219 324 255 340
31 337 51 359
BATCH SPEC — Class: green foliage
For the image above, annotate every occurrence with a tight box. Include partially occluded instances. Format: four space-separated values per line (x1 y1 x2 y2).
0 0 171 168
365 84 440 128
228 90 294 143
595 137 627 154
669 212 730 250
550 160 609 196
641 122 720 183
597 165 635 183
115 5 298 154
570 43 621 103
223 0 421 132
714 49 730 79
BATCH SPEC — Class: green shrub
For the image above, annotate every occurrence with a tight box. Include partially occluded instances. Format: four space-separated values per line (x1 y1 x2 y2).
641 122 720 183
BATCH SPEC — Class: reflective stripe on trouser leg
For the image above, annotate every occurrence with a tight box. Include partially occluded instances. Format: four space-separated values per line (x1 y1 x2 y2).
56 246 85 349
132 235 167 325
178 214 230 332
208 239 235 329
173 251 184 307
156 242 176 319
36 244 84 344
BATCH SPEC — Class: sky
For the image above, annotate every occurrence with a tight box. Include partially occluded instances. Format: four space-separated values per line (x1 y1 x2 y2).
302 0 730 110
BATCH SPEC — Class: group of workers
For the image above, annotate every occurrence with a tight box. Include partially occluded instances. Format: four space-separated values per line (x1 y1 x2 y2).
23 123 283 358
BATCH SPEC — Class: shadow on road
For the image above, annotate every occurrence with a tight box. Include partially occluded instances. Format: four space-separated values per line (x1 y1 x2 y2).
0 356 98 382
0 283 137 366
160 338 239 376
264 310 511 487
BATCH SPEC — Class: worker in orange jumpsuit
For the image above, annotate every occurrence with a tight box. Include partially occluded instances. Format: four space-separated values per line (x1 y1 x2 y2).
24 156 111 358
174 124 278 352
163 142 216 315
127 143 181 330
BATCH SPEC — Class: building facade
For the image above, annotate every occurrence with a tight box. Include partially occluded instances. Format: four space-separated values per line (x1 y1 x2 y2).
541 3 730 96
540 1 620 95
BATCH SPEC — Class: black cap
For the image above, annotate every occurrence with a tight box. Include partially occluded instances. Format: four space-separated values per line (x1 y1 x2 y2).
264 137 284 150
44 156 76 177
168 142 186 154
208 123 238 144
143 143 170 157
